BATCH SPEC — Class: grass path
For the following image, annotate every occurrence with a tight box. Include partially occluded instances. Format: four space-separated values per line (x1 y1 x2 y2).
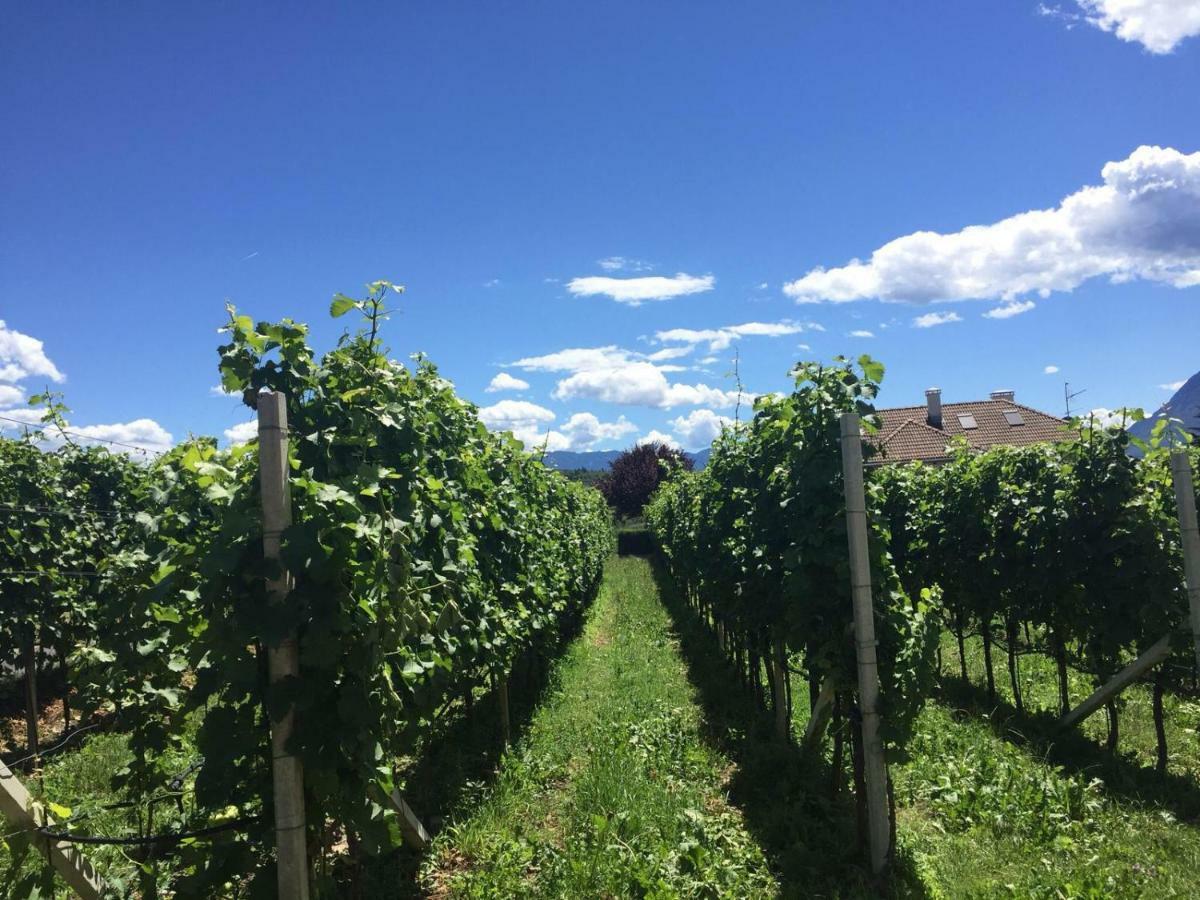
420 555 777 897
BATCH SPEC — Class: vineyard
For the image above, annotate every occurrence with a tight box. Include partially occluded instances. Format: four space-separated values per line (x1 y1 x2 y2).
1 285 612 897
646 356 1200 892
4 323 1200 897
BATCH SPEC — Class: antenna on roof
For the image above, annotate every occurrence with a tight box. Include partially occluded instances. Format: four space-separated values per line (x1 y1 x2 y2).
1064 382 1086 418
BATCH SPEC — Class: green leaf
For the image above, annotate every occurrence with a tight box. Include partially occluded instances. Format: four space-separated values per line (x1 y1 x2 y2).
330 294 358 318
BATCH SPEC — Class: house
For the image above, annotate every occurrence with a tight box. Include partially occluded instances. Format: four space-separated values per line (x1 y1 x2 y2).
869 388 1072 465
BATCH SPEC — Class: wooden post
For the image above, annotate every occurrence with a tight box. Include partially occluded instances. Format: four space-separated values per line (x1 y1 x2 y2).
0 759 109 898
801 676 837 755
1060 632 1174 730
258 392 310 900
1170 451 1200 675
839 412 890 875
771 637 790 741
22 628 39 768
368 784 431 851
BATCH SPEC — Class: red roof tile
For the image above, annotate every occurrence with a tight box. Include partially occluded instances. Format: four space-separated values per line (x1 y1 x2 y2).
868 398 1073 464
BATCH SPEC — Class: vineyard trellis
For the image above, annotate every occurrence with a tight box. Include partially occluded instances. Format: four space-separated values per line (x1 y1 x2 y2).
1 282 614 897
646 356 941 875
647 354 1200 878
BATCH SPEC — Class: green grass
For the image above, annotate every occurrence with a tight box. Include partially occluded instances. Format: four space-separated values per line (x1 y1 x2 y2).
9 564 1200 898
886 634 1200 897
1 726 202 898
419 556 777 897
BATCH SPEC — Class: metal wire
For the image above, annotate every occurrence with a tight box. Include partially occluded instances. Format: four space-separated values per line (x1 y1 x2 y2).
0 414 152 455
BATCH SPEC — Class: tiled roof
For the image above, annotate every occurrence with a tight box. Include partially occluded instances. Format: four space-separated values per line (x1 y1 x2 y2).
868 399 1073 465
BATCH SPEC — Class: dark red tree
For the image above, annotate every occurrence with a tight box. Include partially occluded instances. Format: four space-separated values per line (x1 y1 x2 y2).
599 442 693 518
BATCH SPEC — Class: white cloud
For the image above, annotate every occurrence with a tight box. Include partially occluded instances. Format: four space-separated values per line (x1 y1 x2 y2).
552 362 744 409
72 419 173 454
669 409 733 448
698 355 720 365
567 273 715 306
210 384 239 398
0 407 172 455
0 408 43 429
1045 365 1061 374
0 320 65 384
645 346 693 362
509 345 637 373
476 399 556 430
1073 0 1200 53
1086 406 1141 427
557 412 637 448
224 419 258 445
485 372 530 393
508 343 746 411
783 146 1200 304
1161 379 1186 390
849 330 875 338
983 300 1037 319
597 256 652 272
476 402 636 453
913 311 963 328
636 429 681 450
655 320 823 352
0 386 24 407
482 278 501 288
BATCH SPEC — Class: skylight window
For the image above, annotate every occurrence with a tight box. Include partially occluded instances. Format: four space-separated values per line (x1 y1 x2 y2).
1004 410 1025 426
957 414 978 430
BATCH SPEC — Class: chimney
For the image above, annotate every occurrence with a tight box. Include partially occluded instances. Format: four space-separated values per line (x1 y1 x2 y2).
925 388 942 429
990 389 1015 402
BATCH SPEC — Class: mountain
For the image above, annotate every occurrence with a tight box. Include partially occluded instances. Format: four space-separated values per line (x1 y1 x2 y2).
1129 370 1200 449
544 447 711 471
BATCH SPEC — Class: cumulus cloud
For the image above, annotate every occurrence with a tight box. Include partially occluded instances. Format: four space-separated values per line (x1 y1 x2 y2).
1072 0 1200 53
476 400 556 430
783 146 1200 305
1161 379 1186 390
73 419 173 454
669 408 733 448
1045 365 1061 374
485 372 530 393
983 300 1037 319
224 419 258 445
0 320 65 384
655 320 824 352
637 429 681 450
557 412 638 448
0 408 173 456
476 401 636 453
510 346 638 373
552 362 744 409
0 386 24 407
509 344 745 411
849 330 875 338
913 311 962 328
567 273 715 306
1085 406 1142 427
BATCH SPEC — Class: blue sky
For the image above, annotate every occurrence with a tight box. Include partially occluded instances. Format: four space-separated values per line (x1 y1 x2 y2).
2 2 1198 454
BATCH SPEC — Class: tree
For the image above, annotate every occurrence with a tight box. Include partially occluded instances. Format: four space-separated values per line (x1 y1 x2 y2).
599 442 692 518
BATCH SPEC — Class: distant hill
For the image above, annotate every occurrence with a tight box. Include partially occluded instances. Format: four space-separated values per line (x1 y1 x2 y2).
544 447 710 471
1129 371 1200 449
